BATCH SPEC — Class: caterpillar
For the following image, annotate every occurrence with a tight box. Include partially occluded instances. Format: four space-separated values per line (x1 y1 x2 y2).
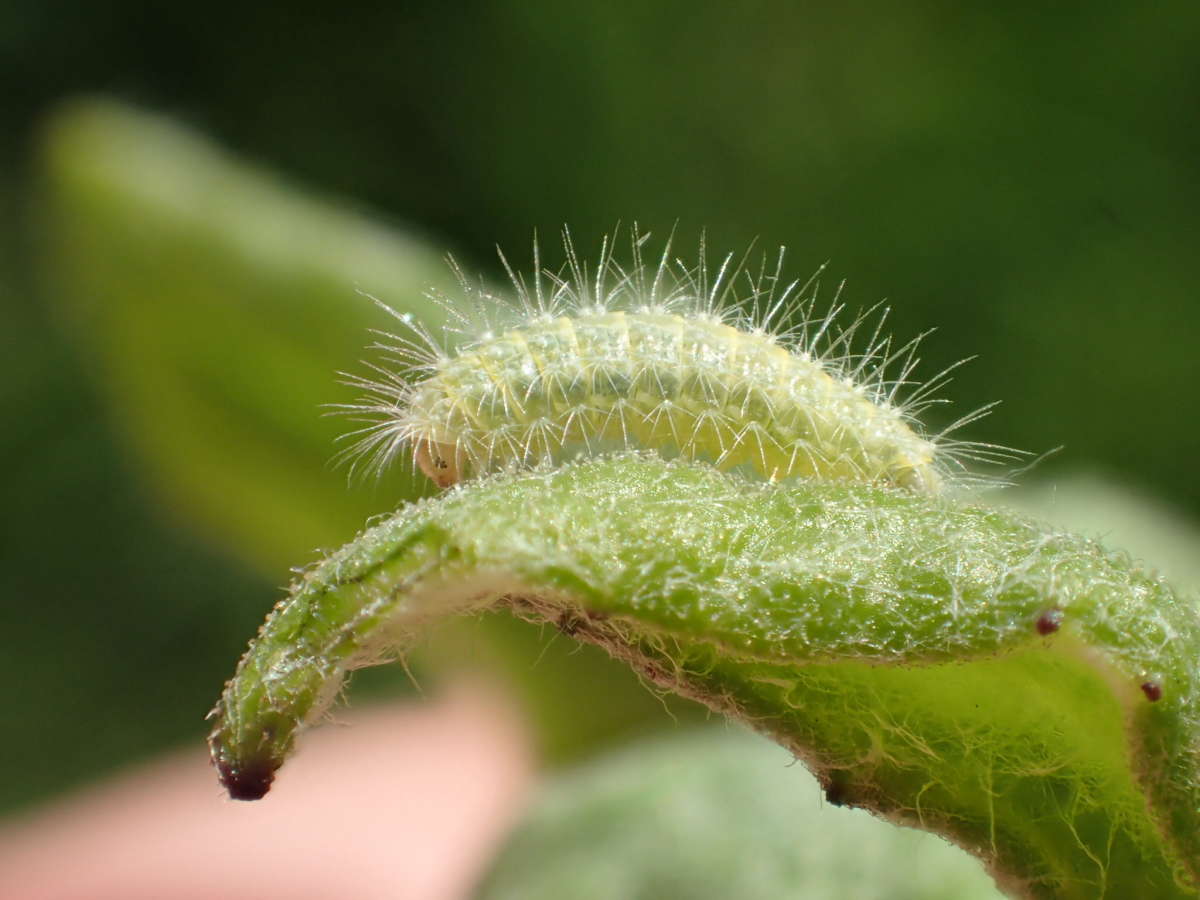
339 228 1010 493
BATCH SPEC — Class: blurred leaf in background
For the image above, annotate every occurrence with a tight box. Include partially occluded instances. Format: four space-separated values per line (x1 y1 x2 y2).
478 727 1004 900
40 98 448 571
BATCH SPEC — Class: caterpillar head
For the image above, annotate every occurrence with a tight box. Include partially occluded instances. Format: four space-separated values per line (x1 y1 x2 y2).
414 440 463 488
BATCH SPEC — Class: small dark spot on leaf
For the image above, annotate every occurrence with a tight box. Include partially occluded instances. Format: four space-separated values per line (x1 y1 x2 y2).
1035 608 1063 635
823 771 852 807
1141 681 1163 703
217 756 277 800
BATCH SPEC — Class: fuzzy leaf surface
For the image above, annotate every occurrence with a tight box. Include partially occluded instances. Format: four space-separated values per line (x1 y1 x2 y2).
211 455 1200 898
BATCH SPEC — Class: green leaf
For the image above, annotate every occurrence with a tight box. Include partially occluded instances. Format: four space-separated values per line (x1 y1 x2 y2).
210 454 1200 897
39 98 449 572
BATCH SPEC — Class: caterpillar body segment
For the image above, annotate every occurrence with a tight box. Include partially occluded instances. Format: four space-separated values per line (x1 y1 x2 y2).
403 308 941 492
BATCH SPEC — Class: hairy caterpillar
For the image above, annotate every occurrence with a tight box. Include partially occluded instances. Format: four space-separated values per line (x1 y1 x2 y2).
339 229 1011 492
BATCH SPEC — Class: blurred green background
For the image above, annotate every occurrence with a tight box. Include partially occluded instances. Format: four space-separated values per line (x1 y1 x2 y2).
3 1 1199 819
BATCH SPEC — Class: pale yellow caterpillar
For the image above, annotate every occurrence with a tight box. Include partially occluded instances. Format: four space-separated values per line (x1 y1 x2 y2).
339 229 1011 492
